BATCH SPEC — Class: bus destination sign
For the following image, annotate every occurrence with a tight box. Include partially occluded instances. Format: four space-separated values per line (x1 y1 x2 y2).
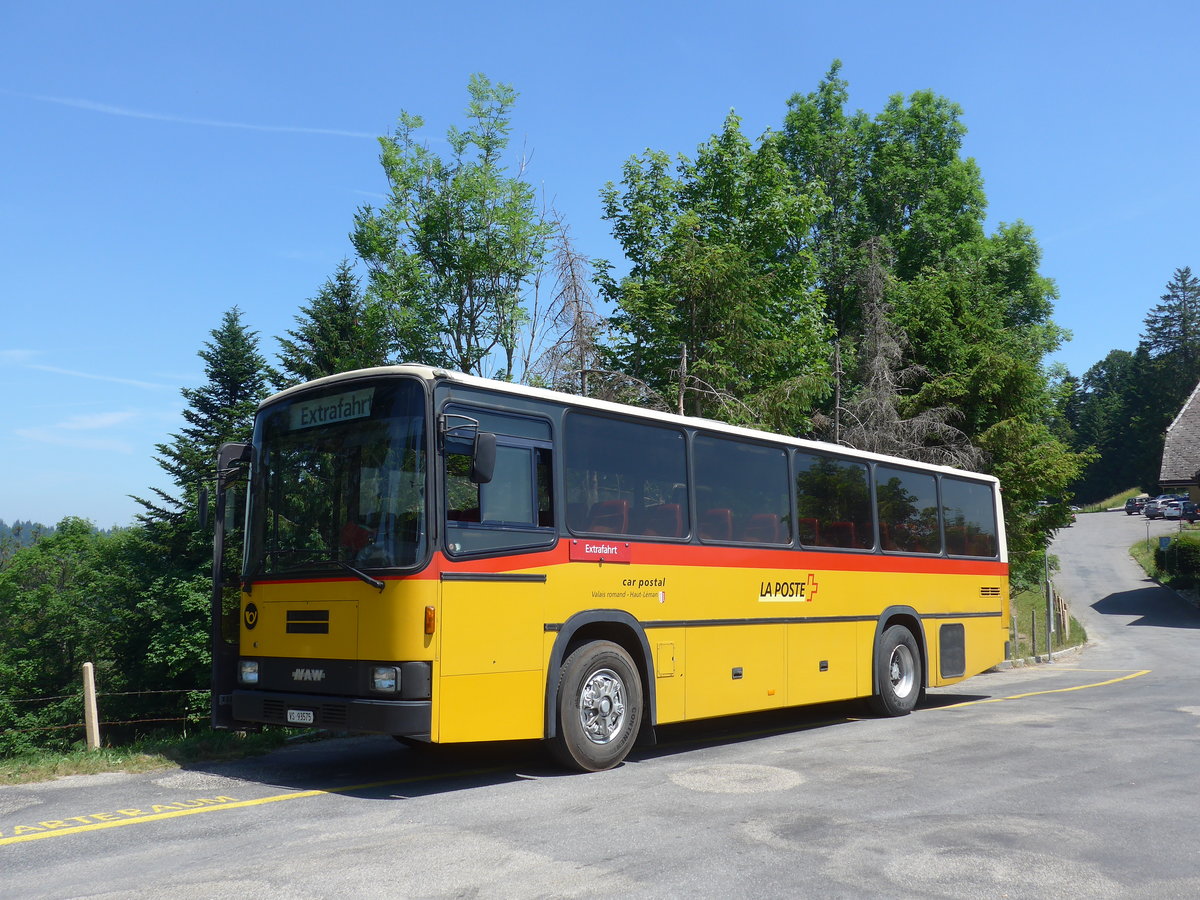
289 388 374 431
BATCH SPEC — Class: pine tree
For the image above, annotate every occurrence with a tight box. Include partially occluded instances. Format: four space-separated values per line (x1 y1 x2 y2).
274 260 395 389
134 308 270 541
1143 266 1200 399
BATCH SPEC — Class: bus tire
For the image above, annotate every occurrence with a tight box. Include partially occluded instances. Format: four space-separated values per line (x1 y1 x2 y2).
551 640 642 772
869 624 922 717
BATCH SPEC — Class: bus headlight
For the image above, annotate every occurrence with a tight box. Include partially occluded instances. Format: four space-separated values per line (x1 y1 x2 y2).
371 666 400 693
238 660 259 685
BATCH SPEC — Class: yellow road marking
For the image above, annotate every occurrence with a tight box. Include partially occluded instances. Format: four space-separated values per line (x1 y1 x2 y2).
936 669 1151 709
2 671 1154 846
0 768 503 846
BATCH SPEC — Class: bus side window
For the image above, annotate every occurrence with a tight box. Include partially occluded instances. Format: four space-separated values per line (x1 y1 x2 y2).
565 412 688 540
795 452 873 550
876 465 940 554
693 434 790 545
941 477 998 558
442 407 555 556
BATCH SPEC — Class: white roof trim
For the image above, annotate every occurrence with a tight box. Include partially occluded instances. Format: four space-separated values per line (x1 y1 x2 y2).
261 365 999 485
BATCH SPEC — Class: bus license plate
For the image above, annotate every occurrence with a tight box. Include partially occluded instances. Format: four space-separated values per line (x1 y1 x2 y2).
287 709 314 725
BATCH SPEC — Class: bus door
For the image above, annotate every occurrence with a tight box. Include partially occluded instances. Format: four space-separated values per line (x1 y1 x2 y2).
436 407 556 742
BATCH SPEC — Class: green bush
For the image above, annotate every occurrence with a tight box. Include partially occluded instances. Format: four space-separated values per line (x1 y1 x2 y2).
1155 534 1200 586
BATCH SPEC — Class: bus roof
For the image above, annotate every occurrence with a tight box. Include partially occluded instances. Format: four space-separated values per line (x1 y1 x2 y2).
261 364 999 484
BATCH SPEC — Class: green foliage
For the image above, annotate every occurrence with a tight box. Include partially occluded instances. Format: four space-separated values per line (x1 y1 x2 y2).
0 309 274 756
0 519 53 566
977 419 1093 590
1154 533 1200 587
785 70 1082 572
1067 267 1200 501
352 73 553 380
0 522 211 754
134 307 270 557
598 61 1085 576
274 259 396 388
598 110 830 429
1143 266 1200 395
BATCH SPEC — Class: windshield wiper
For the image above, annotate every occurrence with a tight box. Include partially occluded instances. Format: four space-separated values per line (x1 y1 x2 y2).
252 550 384 591
337 561 385 592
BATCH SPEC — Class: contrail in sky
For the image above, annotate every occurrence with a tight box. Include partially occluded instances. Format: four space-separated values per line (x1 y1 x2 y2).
7 90 376 138
27 363 169 390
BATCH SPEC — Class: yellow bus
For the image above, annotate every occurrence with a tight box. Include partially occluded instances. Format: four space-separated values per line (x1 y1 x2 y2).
210 365 1009 771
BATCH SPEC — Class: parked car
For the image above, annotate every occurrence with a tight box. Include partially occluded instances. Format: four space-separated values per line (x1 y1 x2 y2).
1183 501 1198 524
1125 497 1146 515
1145 494 1188 519
1163 500 1183 519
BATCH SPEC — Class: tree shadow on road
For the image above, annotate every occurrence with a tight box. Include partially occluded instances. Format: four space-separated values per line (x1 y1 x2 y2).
1091 584 1200 628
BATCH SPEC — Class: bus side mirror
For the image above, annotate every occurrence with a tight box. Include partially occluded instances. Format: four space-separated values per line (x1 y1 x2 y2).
205 442 251 532
471 432 496 484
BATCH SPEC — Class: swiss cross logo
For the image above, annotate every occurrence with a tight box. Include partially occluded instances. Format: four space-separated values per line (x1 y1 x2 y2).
805 573 820 601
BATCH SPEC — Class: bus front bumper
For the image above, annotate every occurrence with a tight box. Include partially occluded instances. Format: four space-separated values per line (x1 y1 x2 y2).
232 689 432 737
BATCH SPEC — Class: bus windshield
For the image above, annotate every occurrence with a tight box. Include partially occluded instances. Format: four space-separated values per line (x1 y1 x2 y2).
246 378 428 579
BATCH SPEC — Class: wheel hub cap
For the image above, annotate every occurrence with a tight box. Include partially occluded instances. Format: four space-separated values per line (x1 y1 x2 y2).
578 668 626 744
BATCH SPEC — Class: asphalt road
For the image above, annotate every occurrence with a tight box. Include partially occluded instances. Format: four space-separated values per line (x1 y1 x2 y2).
3 510 1199 898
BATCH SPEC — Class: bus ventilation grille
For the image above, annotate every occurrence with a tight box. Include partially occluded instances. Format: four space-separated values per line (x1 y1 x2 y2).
320 705 348 727
979 587 1001 597
263 700 287 723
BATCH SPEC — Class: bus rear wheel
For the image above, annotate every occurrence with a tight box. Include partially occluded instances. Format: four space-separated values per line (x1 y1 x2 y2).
869 624 922 717
551 640 642 772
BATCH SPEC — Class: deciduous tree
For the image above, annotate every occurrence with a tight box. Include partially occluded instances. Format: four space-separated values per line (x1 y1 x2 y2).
598 111 830 430
352 74 553 380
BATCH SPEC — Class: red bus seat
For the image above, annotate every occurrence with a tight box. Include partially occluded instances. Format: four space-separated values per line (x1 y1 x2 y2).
586 499 629 534
700 508 733 541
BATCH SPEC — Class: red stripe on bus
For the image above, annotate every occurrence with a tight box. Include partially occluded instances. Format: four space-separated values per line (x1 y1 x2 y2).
250 540 1007 586
433 541 1007 577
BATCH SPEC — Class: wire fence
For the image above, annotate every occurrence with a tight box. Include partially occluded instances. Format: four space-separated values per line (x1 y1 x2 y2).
1 680 204 745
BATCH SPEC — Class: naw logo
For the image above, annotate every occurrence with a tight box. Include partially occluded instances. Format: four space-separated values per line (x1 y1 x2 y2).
292 668 326 682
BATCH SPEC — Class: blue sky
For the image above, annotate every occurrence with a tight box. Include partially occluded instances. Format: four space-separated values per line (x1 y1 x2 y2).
3 1 1198 527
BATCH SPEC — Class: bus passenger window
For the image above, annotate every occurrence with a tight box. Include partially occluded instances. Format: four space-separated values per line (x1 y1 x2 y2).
694 435 790 545
795 453 872 550
691 434 792 547
876 465 940 554
941 477 998 557
565 413 688 540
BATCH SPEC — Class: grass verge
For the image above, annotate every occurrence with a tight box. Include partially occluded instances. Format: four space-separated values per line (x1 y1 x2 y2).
1078 487 1142 514
1009 585 1087 660
0 728 304 786
1130 535 1158 579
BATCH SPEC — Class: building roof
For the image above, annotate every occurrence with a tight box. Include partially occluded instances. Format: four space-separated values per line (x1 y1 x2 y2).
1160 379 1200 486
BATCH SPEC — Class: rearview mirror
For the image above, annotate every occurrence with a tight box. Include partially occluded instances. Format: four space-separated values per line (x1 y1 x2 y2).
471 432 496 484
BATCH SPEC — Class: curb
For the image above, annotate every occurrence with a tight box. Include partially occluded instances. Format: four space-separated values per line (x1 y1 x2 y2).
991 643 1086 670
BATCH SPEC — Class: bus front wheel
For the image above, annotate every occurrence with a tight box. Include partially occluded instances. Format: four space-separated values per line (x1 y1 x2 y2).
551 640 642 772
869 625 922 717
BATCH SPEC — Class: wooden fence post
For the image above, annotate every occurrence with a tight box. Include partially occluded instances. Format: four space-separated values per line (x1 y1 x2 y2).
82 662 100 751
